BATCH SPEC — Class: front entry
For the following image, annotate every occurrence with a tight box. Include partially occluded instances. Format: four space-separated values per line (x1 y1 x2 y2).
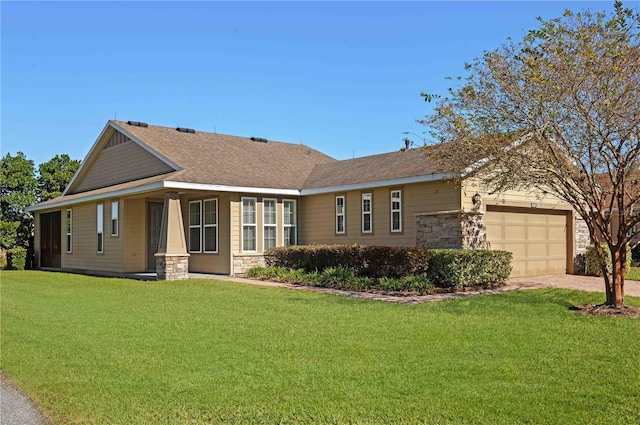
147 202 164 271
40 211 61 268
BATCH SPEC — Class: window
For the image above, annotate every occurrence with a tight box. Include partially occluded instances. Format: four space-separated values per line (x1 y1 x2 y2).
283 199 297 246
204 199 218 253
111 200 119 236
242 197 257 252
66 209 72 253
336 195 345 234
362 193 372 233
189 200 202 253
391 190 402 232
263 198 277 251
97 203 104 253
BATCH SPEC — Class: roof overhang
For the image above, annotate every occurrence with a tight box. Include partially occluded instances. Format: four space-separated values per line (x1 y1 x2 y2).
300 172 457 196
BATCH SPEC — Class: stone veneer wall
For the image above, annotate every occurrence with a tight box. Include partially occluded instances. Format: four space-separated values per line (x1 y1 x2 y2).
416 210 489 250
233 254 266 276
573 216 590 273
155 254 189 280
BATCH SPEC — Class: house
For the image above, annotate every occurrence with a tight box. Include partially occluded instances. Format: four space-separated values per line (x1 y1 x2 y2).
27 120 587 280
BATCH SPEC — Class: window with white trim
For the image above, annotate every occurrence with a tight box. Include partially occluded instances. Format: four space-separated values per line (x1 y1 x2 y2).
283 199 297 246
391 190 402 232
203 199 218 253
336 195 345 234
97 203 104 253
189 200 202 253
111 200 119 236
66 209 72 253
263 198 277 251
242 197 257 252
362 193 372 233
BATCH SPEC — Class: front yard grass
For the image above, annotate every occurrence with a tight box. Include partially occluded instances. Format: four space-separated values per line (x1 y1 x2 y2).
2 271 640 424
627 266 640 281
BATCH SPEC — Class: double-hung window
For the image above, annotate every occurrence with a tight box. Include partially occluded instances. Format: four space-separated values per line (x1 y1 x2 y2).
189 200 202 253
242 197 257 252
263 198 277 250
203 199 218 253
96 203 104 253
283 199 297 246
336 195 346 234
66 209 72 253
390 190 402 232
111 200 119 236
362 193 372 233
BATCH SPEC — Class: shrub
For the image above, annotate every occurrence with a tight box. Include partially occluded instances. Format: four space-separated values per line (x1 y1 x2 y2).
427 249 512 288
247 266 266 278
378 277 402 292
264 266 290 282
265 245 429 278
7 247 27 270
319 267 354 288
585 244 632 276
400 275 434 294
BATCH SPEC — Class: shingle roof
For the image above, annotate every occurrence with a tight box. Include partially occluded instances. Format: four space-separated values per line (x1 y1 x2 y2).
303 144 452 189
112 120 336 190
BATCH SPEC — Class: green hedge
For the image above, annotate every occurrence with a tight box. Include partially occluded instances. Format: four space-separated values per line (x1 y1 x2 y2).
585 244 632 276
427 249 513 288
265 245 429 278
7 247 27 270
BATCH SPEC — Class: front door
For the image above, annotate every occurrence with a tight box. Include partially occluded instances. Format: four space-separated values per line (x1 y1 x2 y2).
147 202 164 271
41 211 61 268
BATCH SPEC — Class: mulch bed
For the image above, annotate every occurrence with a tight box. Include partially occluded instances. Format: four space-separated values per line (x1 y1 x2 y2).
570 304 640 318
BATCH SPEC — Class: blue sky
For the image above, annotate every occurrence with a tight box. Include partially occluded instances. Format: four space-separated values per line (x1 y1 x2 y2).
1 1 618 166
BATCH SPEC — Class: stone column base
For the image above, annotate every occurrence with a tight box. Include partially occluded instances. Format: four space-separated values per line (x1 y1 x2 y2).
155 253 190 280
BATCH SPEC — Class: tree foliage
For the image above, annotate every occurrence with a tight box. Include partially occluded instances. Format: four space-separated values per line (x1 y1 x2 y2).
37 154 81 201
421 2 639 307
0 152 37 249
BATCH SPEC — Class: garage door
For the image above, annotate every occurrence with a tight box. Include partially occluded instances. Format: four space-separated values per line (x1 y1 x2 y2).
485 207 568 277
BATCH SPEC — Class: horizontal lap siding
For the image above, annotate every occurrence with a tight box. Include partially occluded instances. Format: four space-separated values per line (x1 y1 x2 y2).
299 181 461 246
62 202 123 272
74 138 174 193
462 178 572 211
123 198 146 272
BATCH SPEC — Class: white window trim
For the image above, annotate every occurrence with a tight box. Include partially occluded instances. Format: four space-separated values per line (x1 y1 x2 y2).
263 198 277 251
336 195 346 234
283 199 297 246
203 198 218 253
189 200 202 253
111 200 119 236
391 190 402 233
97 203 104 253
242 197 258 253
362 193 372 234
66 209 72 253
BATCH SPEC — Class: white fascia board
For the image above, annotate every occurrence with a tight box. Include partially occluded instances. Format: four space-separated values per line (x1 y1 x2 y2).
28 181 300 212
300 173 457 196
109 121 181 171
460 132 534 178
163 181 300 196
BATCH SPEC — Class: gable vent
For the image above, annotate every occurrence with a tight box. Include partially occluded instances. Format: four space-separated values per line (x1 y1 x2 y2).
176 127 196 134
127 121 148 127
250 137 268 143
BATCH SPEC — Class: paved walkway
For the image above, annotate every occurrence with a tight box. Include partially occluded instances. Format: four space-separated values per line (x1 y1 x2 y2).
0 373 50 425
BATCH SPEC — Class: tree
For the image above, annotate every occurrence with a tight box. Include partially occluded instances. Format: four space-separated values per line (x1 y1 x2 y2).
37 154 81 201
421 2 639 308
0 152 37 249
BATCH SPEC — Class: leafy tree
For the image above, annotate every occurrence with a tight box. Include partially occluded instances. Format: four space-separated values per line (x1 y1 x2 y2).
0 152 37 249
421 2 639 308
37 154 81 201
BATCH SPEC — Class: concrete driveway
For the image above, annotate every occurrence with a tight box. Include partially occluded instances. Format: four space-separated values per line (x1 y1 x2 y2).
507 274 640 297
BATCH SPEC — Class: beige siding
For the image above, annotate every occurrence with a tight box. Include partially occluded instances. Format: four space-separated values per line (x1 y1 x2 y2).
72 136 174 193
299 181 461 246
181 193 232 274
462 178 573 211
62 201 123 272
123 198 146 272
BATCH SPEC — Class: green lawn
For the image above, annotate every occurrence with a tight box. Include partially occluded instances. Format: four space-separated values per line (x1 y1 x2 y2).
2 271 639 425
627 267 640 281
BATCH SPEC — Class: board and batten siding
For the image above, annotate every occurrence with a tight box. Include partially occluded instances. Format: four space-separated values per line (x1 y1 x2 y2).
62 201 123 272
73 133 174 193
298 181 461 246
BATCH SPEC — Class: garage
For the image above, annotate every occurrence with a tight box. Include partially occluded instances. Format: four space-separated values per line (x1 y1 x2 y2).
485 206 569 277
